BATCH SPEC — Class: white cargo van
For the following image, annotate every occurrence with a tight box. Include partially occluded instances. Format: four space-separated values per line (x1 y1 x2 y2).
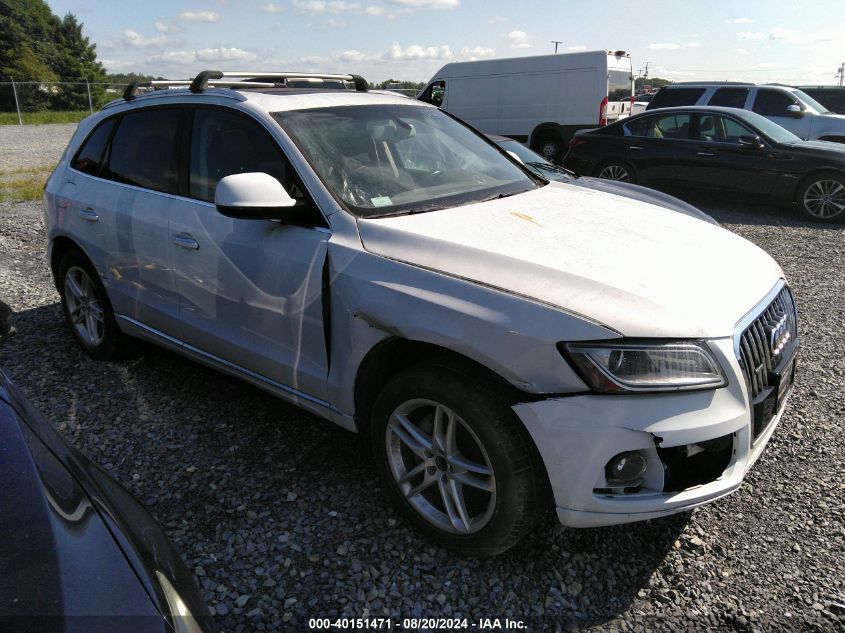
418 50 634 162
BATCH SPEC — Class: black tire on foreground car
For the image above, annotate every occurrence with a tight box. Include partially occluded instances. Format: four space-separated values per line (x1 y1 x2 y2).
58 250 136 360
796 172 845 222
371 364 549 557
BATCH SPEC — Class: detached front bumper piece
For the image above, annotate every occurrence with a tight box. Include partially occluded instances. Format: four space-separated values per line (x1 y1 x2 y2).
513 337 794 528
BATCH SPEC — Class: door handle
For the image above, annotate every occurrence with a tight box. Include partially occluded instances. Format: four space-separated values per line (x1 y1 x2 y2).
78 207 99 222
697 151 716 157
172 233 199 250
628 145 645 150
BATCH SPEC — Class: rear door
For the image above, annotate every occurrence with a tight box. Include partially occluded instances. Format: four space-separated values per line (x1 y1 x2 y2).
169 106 331 401
621 111 698 185
85 107 184 337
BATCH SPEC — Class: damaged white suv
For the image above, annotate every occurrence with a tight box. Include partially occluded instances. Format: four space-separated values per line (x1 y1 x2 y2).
44 71 798 556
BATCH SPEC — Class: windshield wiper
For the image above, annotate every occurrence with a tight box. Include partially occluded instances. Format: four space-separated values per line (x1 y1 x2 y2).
479 189 530 203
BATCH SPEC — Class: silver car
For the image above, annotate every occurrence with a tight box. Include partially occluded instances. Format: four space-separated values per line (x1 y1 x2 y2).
44 71 798 556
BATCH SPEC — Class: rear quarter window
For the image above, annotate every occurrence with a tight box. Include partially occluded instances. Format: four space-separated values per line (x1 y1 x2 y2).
70 118 116 175
648 88 705 109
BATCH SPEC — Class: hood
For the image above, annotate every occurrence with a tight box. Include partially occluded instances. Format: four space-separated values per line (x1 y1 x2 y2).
0 389 165 626
357 183 783 338
784 139 845 157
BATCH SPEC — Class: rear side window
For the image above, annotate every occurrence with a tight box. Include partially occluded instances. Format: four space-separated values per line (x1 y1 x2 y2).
104 109 181 194
648 88 705 109
625 113 692 139
708 88 749 109
752 90 798 116
189 108 290 203
71 119 116 175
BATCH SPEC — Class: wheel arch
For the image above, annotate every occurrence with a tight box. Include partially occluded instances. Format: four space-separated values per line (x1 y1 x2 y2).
49 235 90 290
353 337 529 439
529 122 566 149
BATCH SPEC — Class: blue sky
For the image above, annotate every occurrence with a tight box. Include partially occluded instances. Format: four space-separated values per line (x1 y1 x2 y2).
47 0 845 84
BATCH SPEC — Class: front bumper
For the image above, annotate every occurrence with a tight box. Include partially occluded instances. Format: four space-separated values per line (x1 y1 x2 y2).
513 337 792 528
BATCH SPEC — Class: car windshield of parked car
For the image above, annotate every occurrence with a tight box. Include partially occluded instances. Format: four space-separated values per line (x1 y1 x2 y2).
792 89 831 114
740 111 804 144
496 139 575 182
274 105 538 218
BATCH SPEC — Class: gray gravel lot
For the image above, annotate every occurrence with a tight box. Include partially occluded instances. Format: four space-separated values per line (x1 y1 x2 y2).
0 125 843 632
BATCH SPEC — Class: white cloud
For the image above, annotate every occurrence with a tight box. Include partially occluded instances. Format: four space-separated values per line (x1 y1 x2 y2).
507 30 532 49
365 5 386 15
178 11 220 23
725 17 753 24
299 54 330 65
262 3 285 12
196 47 256 61
293 0 361 14
123 29 166 47
459 46 495 59
388 42 453 60
387 0 459 8
567 45 587 52
338 49 369 62
648 42 680 50
737 31 766 39
686 41 701 48
153 20 178 33
737 48 750 55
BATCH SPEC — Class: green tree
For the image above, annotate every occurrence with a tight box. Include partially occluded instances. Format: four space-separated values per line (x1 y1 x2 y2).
51 12 107 109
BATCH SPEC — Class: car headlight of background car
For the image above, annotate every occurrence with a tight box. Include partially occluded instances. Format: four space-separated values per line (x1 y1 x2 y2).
561 341 727 393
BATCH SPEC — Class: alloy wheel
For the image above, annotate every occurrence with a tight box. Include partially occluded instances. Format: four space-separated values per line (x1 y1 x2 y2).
598 164 630 182
385 398 496 534
803 179 845 219
64 265 105 347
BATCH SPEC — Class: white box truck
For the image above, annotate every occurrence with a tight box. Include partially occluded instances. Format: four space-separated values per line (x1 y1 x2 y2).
418 50 634 162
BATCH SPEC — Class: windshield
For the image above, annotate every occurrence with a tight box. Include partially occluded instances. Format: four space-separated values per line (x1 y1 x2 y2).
792 89 831 114
273 105 538 218
497 140 575 182
740 110 803 144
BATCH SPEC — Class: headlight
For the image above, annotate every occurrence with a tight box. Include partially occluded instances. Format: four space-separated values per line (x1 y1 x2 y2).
156 571 205 633
561 341 727 393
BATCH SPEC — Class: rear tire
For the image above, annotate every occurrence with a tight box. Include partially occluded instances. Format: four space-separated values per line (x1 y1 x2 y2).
58 250 137 360
796 172 845 222
595 159 637 184
370 364 548 557
533 133 565 165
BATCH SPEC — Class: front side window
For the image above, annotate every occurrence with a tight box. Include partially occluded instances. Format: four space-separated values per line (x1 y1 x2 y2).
752 90 798 116
708 88 749 109
419 81 445 106
104 109 180 194
71 118 116 175
625 113 692 139
697 115 754 143
190 109 290 203
274 104 537 218
608 69 633 102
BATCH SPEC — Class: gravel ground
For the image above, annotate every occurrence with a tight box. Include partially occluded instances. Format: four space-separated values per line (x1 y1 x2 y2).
0 123 76 170
1 125 844 632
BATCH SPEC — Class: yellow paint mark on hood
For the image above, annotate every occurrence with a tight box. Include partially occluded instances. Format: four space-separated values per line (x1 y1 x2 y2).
510 211 542 226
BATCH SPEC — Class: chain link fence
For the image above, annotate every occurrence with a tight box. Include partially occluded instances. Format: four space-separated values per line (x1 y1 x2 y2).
1 80 130 125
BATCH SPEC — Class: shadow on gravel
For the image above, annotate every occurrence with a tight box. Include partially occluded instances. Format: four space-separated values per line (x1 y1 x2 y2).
1 302 689 629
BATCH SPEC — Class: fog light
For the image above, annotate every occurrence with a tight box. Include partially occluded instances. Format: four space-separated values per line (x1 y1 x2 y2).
605 451 647 484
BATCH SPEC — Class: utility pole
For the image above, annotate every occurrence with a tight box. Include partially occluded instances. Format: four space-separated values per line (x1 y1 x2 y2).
643 61 650 80
837 62 844 87
551 40 563 54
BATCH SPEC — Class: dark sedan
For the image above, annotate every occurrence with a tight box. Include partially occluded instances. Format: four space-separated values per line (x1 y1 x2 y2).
0 369 215 633
564 106 845 222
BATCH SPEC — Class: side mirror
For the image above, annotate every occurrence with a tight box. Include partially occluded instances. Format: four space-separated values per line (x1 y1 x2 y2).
215 172 298 220
786 104 805 117
738 135 765 149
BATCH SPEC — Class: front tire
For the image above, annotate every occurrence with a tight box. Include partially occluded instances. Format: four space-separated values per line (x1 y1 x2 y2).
595 159 636 184
371 364 548 557
533 133 565 165
796 172 845 222
58 250 136 360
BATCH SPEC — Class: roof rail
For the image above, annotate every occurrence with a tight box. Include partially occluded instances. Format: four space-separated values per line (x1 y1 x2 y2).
189 70 369 92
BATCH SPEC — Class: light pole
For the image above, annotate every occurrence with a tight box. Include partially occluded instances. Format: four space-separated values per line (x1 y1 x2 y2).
551 40 563 54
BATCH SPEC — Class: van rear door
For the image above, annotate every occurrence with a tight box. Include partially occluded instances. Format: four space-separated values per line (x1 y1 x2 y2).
605 56 634 123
